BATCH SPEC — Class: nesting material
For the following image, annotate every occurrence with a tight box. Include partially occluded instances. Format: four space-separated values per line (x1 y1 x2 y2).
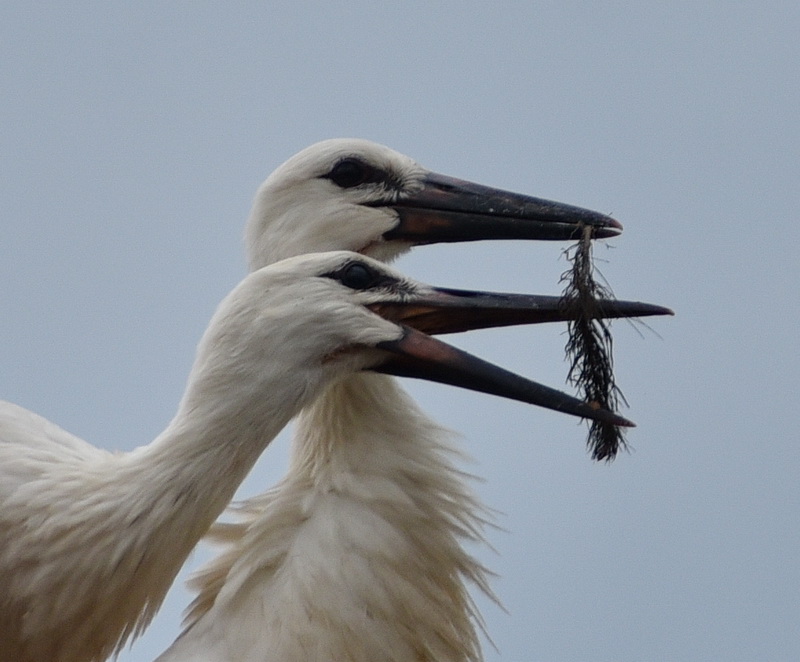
560 224 628 461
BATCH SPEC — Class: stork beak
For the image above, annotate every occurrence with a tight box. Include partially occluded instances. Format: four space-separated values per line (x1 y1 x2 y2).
369 286 672 336
369 287 673 426
383 172 622 243
374 327 633 426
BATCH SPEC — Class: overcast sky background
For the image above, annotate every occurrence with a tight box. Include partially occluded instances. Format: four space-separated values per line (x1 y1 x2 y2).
1 3 798 661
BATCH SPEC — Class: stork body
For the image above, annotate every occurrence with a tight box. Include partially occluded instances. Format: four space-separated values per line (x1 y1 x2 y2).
158 374 489 662
4 251 539 662
157 140 654 662
2 139 653 662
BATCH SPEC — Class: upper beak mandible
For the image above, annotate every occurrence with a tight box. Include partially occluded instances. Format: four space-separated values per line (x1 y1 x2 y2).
383 172 623 243
369 286 673 336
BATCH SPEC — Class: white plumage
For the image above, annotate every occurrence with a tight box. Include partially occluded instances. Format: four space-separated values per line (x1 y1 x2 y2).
157 139 632 662
157 375 493 662
2 138 638 662
161 141 486 662
245 139 424 268
0 251 459 662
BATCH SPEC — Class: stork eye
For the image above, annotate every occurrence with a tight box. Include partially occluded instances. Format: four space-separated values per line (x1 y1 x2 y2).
339 262 378 290
327 158 373 188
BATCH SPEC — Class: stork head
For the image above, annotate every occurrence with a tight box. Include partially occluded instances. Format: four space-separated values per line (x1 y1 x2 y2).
245 139 623 270
197 251 669 425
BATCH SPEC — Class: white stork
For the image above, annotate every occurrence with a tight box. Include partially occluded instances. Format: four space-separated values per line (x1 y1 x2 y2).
1 250 648 662
156 139 668 662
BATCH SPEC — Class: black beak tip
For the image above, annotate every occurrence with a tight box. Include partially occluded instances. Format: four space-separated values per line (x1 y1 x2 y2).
614 414 636 428
590 216 624 238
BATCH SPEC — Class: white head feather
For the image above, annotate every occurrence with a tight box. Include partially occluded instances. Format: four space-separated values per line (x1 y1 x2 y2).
246 139 428 268
0 251 419 662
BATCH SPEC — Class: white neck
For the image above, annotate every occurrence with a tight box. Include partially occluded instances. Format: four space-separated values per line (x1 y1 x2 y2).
2 366 304 662
168 374 495 662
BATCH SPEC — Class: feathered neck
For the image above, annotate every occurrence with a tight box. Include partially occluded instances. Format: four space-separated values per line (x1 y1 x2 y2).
1 365 302 662
178 373 496 662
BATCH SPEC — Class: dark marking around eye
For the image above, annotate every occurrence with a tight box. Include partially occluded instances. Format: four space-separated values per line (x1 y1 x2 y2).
339 263 377 290
324 158 390 189
322 260 394 291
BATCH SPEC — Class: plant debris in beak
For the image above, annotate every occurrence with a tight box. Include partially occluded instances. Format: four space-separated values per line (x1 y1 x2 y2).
560 224 629 461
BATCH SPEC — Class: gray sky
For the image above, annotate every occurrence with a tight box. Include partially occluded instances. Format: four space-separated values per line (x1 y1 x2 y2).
2 3 798 661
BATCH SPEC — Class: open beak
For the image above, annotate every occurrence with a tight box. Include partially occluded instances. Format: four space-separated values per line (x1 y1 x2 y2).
382 172 622 243
369 286 673 426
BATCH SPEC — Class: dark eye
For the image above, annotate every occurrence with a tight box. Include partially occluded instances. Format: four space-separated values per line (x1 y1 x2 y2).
327 158 368 188
339 262 377 290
